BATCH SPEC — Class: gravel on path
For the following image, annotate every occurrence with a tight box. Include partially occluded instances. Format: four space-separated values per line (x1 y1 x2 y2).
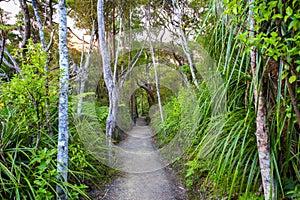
99 117 188 200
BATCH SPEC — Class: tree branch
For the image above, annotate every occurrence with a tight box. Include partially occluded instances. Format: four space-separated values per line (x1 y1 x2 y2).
32 0 46 49
0 45 21 73
46 29 55 52
18 0 31 49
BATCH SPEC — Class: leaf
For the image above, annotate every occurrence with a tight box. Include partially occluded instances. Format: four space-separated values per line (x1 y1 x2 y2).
268 1 278 8
296 65 300 73
281 72 288 80
272 14 283 19
284 7 293 22
289 76 297 84
286 6 293 16
233 6 238 15
288 20 297 30
270 31 278 38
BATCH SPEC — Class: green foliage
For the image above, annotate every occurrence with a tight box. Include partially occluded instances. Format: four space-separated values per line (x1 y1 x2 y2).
238 192 264 200
0 40 58 145
0 41 111 199
152 1 299 199
0 107 92 199
225 0 300 93
152 96 180 145
284 177 300 199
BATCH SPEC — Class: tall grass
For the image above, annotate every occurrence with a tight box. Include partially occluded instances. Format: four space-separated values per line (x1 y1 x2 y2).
153 0 299 199
0 42 112 199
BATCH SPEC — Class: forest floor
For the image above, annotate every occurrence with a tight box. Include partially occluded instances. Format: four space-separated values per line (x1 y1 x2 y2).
95 117 187 200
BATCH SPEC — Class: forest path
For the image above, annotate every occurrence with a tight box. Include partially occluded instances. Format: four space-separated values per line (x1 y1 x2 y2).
100 117 187 200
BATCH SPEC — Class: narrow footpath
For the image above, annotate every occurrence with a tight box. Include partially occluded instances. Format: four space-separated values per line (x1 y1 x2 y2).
101 117 187 200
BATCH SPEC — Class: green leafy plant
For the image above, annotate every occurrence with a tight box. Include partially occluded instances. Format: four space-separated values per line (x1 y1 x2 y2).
0 41 112 199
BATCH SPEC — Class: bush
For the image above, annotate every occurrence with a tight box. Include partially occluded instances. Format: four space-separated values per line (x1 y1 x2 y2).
0 42 111 199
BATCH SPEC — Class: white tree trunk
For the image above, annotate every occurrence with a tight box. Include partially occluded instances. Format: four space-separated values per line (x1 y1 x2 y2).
146 8 165 137
32 0 46 49
77 21 96 116
149 40 165 137
57 0 69 199
97 0 117 162
249 0 274 199
172 0 200 91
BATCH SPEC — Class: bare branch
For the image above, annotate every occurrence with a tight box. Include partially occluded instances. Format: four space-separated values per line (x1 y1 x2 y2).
119 38 147 87
77 20 96 116
46 29 55 52
19 0 31 49
67 27 90 44
146 6 165 136
32 0 46 49
2 47 21 73
0 36 4 67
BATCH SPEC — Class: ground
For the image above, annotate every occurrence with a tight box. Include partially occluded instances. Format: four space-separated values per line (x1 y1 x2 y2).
95 117 187 200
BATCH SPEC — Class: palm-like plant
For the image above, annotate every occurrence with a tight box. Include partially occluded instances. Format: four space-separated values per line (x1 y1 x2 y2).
155 0 299 199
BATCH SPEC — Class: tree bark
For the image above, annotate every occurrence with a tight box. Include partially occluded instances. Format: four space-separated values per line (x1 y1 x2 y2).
19 0 31 50
146 7 165 137
97 0 117 162
0 43 21 73
172 0 200 91
286 76 300 128
57 0 69 199
249 0 274 199
77 21 96 116
32 0 46 49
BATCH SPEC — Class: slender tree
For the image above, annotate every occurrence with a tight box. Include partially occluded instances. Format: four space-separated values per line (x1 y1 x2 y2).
249 0 273 199
172 0 200 91
18 0 31 51
57 0 69 199
97 0 117 160
77 21 96 116
146 7 165 137
31 0 54 137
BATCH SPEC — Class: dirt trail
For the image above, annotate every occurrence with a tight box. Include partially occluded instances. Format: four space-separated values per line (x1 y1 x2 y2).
101 117 187 200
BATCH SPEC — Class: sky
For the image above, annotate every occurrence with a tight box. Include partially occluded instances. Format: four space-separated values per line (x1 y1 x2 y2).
0 0 20 24
0 0 90 50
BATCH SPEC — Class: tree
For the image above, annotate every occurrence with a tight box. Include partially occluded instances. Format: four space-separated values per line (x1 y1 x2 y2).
77 21 96 116
18 0 31 51
172 0 200 91
249 0 274 199
56 0 69 199
146 6 165 137
97 0 117 160
31 0 55 137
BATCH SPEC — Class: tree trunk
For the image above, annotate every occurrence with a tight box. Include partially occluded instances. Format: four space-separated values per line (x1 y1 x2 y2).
146 7 165 137
249 0 274 199
57 0 69 199
19 0 31 51
172 0 200 91
77 21 96 116
32 0 52 136
97 0 117 162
